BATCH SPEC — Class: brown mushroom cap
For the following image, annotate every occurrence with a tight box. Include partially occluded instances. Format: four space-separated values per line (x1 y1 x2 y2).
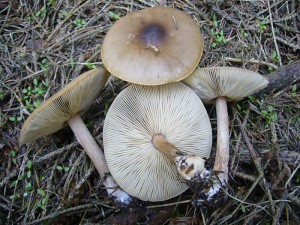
101 7 204 85
19 68 109 144
103 82 212 201
183 67 269 103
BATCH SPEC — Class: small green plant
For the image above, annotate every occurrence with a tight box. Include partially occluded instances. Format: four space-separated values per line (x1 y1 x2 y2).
22 78 49 112
103 99 114 116
291 85 297 98
9 160 33 200
35 5 47 18
10 175 24 188
295 173 300 184
239 29 249 38
236 103 247 115
73 18 86 28
108 11 120 20
247 96 277 127
211 14 226 48
48 0 56 5
271 51 280 64
9 114 23 122
268 51 280 72
37 188 48 209
40 58 49 70
9 193 21 200
261 105 278 126
240 204 247 213
84 62 97 70
56 165 70 172
0 89 5 100
26 160 33 179
58 10 70 19
257 18 268 32
10 150 18 165
248 95 263 105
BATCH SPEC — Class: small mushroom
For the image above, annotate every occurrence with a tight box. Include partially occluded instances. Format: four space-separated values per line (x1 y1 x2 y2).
103 82 212 201
101 7 204 85
19 68 132 204
183 67 269 190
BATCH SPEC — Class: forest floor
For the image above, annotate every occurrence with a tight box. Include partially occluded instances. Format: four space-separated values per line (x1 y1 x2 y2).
0 0 299 224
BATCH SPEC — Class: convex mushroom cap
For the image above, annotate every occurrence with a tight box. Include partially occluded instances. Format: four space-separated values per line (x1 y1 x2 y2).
19 68 109 144
101 7 204 85
183 67 269 103
103 82 212 202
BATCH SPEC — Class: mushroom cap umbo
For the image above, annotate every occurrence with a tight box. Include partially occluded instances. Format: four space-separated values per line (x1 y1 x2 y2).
183 67 269 103
19 68 109 144
101 7 204 85
103 82 212 202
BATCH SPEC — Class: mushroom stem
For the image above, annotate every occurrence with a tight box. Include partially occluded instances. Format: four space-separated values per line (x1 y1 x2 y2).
152 134 205 180
68 114 132 204
152 134 178 161
214 96 229 186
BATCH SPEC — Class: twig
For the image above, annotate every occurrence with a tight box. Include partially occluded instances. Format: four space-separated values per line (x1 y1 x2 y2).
44 160 58 216
275 36 300 50
272 164 291 190
232 171 256 182
238 111 276 215
46 0 90 43
68 166 96 199
147 200 190 208
291 0 300 44
212 5 255 30
224 57 278 69
267 0 282 66
0 170 17 188
0 81 30 116
25 201 113 225
257 0 287 16
272 190 288 225
63 151 86 195
33 142 79 164
219 173 264 224
285 156 300 188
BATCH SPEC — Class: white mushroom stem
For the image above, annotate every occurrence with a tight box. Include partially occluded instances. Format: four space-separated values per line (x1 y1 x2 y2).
67 114 132 204
213 97 229 186
152 134 205 180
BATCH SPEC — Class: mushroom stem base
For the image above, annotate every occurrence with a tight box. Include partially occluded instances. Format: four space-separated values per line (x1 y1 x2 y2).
152 134 205 180
214 97 229 186
68 114 131 204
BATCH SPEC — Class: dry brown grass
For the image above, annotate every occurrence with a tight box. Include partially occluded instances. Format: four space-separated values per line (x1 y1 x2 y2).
0 0 299 224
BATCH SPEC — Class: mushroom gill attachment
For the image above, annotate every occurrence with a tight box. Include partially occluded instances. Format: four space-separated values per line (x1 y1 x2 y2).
101 7 204 85
103 82 212 201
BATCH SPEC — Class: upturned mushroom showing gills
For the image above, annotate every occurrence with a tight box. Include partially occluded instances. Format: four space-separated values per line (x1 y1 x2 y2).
183 67 269 195
19 68 132 204
101 7 204 85
103 82 212 201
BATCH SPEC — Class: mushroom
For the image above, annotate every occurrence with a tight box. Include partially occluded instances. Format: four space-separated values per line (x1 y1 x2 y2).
103 82 212 201
183 67 269 191
19 68 132 204
101 7 204 85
